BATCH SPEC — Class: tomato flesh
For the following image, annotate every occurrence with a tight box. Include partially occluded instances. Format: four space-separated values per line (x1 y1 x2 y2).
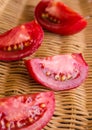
25 54 88 91
0 92 55 130
35 0 87 35
0 20 44 61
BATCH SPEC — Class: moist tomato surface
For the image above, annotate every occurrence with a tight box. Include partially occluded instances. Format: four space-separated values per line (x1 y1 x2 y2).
0 92 55 130
25 54 88 91
35 0 87 35
0 20 44 61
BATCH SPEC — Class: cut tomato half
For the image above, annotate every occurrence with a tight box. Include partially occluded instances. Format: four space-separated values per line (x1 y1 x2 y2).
35 0 87 35
25 54 88 91
0 92 55 130
0 20 44 61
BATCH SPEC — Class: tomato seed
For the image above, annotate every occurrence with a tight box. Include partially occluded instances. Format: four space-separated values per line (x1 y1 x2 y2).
18 44 22 49
17 121 23 128
54 75 60 80
40 103 46 108
67 73 72 80
45 13 49 18
6 122 10 128
29 117 33 123
14 45 17 50
20 43 24 50
46 71 51 76
61 75 66 81
24 42 30 47
42 13 46 18
7 46 11 51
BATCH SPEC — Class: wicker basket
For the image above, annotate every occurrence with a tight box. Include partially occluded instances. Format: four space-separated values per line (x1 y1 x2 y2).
0 0 92 129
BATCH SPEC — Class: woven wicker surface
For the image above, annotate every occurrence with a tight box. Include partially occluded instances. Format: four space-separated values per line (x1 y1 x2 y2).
0 0 92 129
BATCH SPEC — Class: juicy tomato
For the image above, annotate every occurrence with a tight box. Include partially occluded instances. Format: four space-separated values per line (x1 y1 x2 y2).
25 54 88 91
0 20 44 61
35 0 87 35
0 92 55 130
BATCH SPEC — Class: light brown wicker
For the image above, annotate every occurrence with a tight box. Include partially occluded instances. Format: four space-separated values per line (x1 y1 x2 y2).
0 0 92 129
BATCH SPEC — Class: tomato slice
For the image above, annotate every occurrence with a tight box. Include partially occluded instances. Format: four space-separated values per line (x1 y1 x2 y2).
35 0 87 35
0 20 44 61
0 92 55 130
25 54 88 91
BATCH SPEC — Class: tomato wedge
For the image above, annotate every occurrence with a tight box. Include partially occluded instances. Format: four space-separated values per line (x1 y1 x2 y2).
0 92 55 130
35 0 87 35
25 54 88 91
0 20 44 61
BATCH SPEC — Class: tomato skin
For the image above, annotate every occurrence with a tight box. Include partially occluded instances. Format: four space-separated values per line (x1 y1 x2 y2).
35 0 87 35
0 92 55 130
25 54 88 91
0 20 44 61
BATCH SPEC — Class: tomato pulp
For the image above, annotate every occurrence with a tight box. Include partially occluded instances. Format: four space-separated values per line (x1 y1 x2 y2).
0 21 44 61
25 53 88 91
35 0 87 35
0 92 55 130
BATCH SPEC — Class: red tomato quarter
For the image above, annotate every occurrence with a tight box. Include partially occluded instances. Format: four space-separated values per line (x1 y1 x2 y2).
0 91 55 130
0 20 44 61
25 54 88 91
35 0 87 35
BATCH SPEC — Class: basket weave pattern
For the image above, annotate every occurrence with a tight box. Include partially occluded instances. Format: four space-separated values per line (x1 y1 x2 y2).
0 0 92 129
